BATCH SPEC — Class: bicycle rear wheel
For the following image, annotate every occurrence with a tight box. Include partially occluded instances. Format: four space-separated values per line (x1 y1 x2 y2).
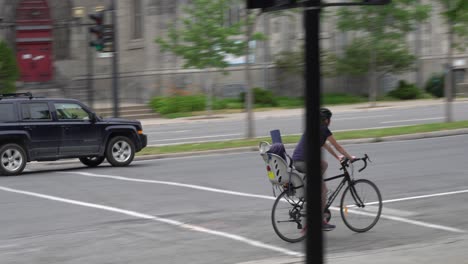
271 190 306 243
340 179 382 232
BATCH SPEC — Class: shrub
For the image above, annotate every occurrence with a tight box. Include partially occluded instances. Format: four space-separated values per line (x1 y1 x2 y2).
276 96 304 107
0 41 19 94
149 95 206 114
425 73 445 98
387 80 422 100
240 87 278 106
322 93 366 105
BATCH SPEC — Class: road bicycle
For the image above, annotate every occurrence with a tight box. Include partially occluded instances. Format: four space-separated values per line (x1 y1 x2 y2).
259 142 382 243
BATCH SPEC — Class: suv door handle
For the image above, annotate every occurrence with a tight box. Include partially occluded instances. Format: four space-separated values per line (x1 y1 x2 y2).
24 126 33 131
61 125 71 129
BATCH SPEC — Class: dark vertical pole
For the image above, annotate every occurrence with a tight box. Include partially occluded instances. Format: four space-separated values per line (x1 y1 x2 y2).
111 0 120 117
86 31 94 109
305 1 323 264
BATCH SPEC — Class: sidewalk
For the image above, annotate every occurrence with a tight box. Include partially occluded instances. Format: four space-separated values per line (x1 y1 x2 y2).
238 234 468 264
140 98 468 126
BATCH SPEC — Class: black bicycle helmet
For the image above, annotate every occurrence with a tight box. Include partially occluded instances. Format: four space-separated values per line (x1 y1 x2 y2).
320 107 332 120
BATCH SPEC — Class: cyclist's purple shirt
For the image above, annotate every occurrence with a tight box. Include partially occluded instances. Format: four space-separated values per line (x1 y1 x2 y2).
292 125 332 161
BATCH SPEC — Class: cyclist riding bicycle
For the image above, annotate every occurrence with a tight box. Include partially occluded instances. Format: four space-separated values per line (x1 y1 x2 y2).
292 107 355 231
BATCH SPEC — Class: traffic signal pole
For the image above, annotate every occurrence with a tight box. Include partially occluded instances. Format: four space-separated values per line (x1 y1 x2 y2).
304 1 323 263
86 31 94 109
111 0 120 117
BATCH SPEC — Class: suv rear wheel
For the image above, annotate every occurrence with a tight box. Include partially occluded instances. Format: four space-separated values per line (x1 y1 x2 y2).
79 156 105 167
106 136 135 167
0 143 27 176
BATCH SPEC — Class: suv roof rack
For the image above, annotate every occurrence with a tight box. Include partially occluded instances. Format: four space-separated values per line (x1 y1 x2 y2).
0 92 34 100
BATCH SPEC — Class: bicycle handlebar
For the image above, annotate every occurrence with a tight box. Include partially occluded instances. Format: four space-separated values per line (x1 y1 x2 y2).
340 154 371 172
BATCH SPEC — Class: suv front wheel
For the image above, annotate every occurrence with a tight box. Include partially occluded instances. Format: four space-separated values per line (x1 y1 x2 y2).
0 143 27 176
106 136 135 167
79 156 105 167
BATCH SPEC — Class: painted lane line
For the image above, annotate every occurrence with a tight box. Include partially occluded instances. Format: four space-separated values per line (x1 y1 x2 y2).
67 172 466 233
149 130 192 134
150 133 242 143
334 115 393 121
380 117 443 124
66 172 276 201
0 185 303 257
328 206 465 233
356 189 468 207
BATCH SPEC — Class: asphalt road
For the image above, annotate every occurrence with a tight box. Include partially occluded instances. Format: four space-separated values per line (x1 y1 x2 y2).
144 101 468 146
0 135 467 263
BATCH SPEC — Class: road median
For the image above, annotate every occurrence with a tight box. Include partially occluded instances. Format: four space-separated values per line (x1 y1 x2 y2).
136 121 468 160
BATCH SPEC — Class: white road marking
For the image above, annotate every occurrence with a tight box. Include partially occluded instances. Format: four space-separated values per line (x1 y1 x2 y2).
0 185 303 257
329 206 465 233
334 115 393 121
67 172 466 233
65 172 276 201
149 130 191 134
380 117 443 124
150 133 242 143
361 189 468 206
378 207 417 217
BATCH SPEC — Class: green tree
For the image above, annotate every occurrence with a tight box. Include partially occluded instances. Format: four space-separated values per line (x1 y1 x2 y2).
156 0 263 137
440 0 468 49
329 0 431 104
0 41 19 94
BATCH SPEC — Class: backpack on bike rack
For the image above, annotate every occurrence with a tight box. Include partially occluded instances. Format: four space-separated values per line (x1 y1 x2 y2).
259 141 305 198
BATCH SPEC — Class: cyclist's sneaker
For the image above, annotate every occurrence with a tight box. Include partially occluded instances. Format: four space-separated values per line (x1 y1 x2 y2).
322 221 336 231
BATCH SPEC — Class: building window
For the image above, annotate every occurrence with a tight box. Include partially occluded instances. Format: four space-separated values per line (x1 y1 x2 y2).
224 4 241 27
132 0 143 39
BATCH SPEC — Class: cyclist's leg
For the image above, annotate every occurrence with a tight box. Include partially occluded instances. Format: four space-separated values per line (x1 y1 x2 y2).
321 160 328 211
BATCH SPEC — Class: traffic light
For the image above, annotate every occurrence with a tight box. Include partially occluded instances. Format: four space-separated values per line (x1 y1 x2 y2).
89 11 104 51
88 11 114 52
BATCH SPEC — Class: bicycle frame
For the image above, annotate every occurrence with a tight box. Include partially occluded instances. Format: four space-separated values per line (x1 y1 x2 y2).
324 172 350 210
324 160 367 211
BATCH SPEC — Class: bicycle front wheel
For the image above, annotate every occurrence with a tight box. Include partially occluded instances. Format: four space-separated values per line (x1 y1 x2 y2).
271 190 306 243
340 179 382 232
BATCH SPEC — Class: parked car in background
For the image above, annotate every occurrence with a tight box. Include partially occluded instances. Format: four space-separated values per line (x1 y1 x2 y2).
0 93 147 176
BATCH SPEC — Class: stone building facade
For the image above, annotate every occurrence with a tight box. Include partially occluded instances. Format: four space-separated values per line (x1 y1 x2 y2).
0 0 466 106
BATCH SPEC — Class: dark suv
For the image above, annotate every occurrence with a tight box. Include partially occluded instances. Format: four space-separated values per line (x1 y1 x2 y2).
0 93 147 176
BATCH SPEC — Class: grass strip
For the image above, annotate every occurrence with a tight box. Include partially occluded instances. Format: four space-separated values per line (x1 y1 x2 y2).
137 120 468 156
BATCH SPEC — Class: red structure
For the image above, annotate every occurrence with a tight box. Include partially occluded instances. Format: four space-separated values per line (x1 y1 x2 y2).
15 0 53 82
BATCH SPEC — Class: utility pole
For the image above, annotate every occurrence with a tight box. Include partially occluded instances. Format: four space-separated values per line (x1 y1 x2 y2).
304 0 324 262
86 31 94 109
245 8 255 138
444 0 454 122
111 0 120 117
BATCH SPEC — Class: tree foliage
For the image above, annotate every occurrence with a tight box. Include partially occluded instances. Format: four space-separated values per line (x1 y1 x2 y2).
0 41 19 94
439 0 468 50
155 0 262 72
328 0 431 77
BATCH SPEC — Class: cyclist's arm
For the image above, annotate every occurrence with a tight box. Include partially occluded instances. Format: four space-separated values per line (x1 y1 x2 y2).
327 135 354 160
322 143 340 160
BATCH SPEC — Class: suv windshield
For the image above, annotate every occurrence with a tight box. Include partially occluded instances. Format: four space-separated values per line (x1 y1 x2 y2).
0 103 16 122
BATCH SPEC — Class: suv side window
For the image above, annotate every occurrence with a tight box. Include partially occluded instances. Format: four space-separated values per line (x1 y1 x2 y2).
0 103 16 122
21 103 51 121
54 103 90 121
